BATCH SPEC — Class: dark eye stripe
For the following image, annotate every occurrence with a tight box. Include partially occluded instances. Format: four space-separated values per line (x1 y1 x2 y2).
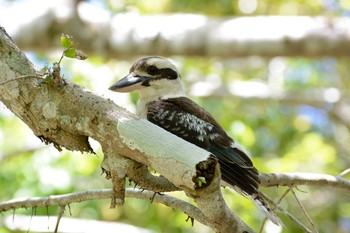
159 68 178 79
145 66 178 80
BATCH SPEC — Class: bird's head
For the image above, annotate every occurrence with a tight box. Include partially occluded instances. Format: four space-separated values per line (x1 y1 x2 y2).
109 56 184 100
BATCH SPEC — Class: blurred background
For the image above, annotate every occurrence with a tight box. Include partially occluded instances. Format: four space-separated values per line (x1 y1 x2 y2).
0 0 350 232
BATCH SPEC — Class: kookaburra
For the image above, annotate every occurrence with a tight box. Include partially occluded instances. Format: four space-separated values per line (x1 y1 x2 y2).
109 56 281 225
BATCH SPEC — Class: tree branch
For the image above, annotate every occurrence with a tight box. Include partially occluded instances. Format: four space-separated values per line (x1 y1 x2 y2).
260 172 350 192
1 171 349 232
1 0 350 58
0 26 253 232
2 20 349 232
0 188 250 232
0 189 197 216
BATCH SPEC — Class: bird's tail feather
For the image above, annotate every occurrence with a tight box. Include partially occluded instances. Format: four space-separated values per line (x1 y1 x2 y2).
248 193 283 226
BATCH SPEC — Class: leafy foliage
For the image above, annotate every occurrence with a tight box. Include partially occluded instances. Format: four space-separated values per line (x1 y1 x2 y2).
60 34 87 61
1 0 350 233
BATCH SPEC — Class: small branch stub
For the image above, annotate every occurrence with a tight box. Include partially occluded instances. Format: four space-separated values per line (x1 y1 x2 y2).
193 155 217 189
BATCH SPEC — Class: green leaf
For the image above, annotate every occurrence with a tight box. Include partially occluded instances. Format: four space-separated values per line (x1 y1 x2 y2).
40 66 48 73
197 176 206 187
64 48 76 58
60 34 74 49
38 65 49 76
37 74 52 85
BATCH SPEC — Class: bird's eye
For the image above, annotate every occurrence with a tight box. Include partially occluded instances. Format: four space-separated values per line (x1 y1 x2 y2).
147 65 158 75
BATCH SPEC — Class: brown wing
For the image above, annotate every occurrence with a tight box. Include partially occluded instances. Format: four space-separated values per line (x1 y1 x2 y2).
147 97 260 195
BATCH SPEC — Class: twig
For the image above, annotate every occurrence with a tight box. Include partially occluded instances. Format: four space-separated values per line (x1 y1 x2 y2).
290 187 319 233
339 168 350 177
0 75 40 86
26 207 35 233
46 206 50 230
0 145 46 163
260 191 312 233
57 45 73 65
54 206 65 233
259 188 290 233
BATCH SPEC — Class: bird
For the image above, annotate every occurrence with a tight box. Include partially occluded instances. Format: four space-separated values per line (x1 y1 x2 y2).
109 56 281 225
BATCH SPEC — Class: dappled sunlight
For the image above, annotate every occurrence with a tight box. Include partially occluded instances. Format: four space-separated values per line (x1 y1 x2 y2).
323 87 340 103
38 167 71 190
1 0 350 232
230 121 256 147
228 80 270 98
293 115 312 132
267 133 336 172
238 0 257 14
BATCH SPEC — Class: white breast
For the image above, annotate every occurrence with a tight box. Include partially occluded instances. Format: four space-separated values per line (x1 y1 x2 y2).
136 99 149 119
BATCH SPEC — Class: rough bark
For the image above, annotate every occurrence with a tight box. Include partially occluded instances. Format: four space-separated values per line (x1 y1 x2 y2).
0 27 254 233
1 0 350 58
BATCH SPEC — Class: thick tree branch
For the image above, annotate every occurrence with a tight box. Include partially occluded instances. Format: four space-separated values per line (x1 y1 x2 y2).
0 26 209 192
1 0 350 58
0 27 252 232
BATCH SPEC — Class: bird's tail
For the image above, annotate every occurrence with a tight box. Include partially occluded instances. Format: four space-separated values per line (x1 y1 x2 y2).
248 192 283 226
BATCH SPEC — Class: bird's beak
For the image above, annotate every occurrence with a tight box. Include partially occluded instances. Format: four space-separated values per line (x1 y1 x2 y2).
109 73 149 93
